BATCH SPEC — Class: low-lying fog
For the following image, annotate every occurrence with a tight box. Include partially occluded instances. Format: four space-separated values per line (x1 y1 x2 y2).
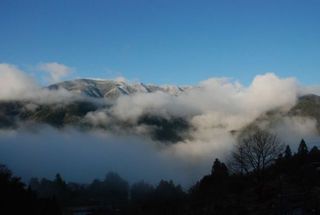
0 63 320 186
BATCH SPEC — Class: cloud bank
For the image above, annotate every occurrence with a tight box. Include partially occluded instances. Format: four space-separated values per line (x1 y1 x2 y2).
106 73 301 162
0 62 319 185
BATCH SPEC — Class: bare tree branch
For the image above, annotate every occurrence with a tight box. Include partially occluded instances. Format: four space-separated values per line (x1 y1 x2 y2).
231 127 284 175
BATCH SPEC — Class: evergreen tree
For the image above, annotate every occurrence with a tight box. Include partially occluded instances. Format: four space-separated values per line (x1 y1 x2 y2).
298 139 308 156
131 181 154 203
309 146 319 155
284 145 292 158
54 173 66 189
211 158 228 177
309 146 320 162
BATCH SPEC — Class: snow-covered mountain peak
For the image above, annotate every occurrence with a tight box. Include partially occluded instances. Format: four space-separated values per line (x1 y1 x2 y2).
48 79 187 99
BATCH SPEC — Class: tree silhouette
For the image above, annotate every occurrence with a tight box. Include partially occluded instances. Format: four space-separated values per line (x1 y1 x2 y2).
284 145 292 159
298 139 308 156
54 173 67 191
211 158 228 178
309 146 320 162
154 180 185 202
89 172 129 206
131 181 154 203
232 128 284 176
0 164 61 214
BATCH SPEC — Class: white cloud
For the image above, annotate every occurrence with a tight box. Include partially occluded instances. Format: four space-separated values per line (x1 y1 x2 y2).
112 73 298 131
0 63 75 103
85 111 110 126
114 76 128 83
108 73 302 163
38 62 72 83
0 63 38 100
0 64 319 184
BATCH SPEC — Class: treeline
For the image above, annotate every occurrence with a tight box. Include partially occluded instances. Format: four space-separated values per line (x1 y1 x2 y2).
1 131 320 214
189 139 320 214
0 164 61 214
28 173 186 215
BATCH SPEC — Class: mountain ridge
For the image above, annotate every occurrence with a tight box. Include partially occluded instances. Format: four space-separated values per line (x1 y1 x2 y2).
48 78 188 99
0 78 319 143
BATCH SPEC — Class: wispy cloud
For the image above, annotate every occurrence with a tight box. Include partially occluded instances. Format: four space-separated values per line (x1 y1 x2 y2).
37 62 73 84
0 63 74 103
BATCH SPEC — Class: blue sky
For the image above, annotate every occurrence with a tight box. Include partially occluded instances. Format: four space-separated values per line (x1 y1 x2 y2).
0 0 319 85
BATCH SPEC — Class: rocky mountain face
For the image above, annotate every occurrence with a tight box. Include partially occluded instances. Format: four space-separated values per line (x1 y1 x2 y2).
48 79 187 99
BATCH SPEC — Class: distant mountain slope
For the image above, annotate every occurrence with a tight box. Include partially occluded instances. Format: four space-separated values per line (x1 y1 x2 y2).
289 94 320 127
0 100 99 128
48 79 187 99
0 78 319 143
242 94 320 134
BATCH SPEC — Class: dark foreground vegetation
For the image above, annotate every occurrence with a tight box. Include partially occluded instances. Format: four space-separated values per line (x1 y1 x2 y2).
1 129 320 214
